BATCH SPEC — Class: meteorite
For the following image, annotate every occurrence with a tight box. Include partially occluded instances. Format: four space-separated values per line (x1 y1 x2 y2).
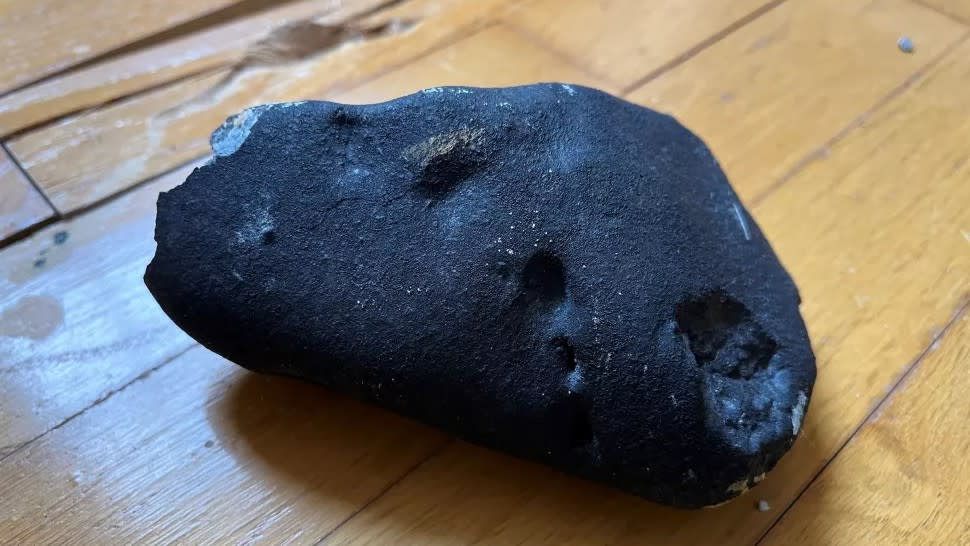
145 84 815 508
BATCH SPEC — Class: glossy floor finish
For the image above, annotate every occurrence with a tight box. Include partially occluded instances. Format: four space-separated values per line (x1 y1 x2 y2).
1 0 968 544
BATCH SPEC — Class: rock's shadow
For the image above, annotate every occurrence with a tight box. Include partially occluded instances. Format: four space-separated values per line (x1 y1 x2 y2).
208 371 445 511
211 372 829 544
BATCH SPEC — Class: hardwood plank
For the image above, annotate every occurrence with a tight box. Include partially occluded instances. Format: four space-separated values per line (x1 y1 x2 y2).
6 0 513 214
0 147 53 244
318 34 970 546
0 162 201 456
0 346 447 544
626 0 966 202
762 311 970 545
332 24 615 105
0 0 397 137
0 0 249 94
505 0 772 88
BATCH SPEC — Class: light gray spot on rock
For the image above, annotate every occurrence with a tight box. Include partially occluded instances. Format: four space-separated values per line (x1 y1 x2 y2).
791 391 808 435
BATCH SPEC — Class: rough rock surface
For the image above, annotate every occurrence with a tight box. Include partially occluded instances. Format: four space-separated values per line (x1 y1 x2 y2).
144 84 816 508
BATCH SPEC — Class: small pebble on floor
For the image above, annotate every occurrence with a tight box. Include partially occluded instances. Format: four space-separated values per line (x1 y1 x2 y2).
897 36 914 53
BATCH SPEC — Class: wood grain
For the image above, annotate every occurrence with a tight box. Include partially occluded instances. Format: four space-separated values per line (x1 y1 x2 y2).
0 345 447 544
505 0 771 88
318 31 970 546
763 311 970 545
333 24 614 105
0 0 247 94
0 147 53 244
626 0 966 202
0 0 397 137
5 0 512 213
0 162 201 457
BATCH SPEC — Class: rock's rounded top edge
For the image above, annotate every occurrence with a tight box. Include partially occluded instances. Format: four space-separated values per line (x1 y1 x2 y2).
206 83 658 161
344 82 614 106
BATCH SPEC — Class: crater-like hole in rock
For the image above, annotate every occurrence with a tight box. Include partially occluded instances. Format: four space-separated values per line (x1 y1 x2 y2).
521 251 566 305
676 290 777 380
330 107 358 126
409 128 486 200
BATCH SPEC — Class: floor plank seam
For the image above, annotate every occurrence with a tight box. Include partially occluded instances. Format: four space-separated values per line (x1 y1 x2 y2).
0 140 60 248
750 29 970 208
753 297 970 545
0 65 229 142
0 213 59 250
619 0 789 96
0 343 197 466
907 0 970 26
1 141 58 215
0 0 371 100
311 439 455 545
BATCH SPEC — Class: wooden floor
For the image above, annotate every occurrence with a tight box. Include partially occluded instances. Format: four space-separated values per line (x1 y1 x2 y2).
1 0 968 544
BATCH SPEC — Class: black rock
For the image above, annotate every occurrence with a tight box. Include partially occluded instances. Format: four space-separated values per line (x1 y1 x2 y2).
145 84 815 508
